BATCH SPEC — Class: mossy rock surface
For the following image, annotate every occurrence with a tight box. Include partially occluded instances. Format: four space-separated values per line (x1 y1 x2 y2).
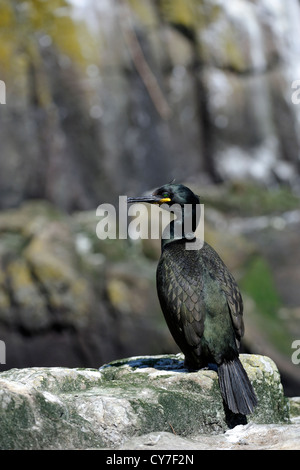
0 354 289 449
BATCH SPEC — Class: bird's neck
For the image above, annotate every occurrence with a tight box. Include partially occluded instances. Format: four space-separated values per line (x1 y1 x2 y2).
161 204 200 250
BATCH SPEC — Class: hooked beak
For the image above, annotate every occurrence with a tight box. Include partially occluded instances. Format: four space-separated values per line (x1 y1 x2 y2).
127 195 171 205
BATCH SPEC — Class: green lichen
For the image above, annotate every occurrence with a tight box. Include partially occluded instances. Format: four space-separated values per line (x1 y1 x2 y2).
202 181 300 217
158 0 198 29
245 355 290 424
158 0 221 34
241 256 292 355
0 355 290 449
289 397 300 420
158 389 224 435
130 398 167 434
127 0 159 27
223 36 246 72
242 256 281 318
0 0 93 88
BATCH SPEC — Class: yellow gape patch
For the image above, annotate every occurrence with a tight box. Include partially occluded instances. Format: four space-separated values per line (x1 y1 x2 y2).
159 197 171 204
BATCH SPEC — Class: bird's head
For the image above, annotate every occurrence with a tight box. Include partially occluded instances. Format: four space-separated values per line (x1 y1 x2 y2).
127 183 201 246
127 183 200 208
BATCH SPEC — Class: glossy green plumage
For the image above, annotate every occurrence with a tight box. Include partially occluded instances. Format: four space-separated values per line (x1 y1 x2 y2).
128 183 257 415
157 239 243 368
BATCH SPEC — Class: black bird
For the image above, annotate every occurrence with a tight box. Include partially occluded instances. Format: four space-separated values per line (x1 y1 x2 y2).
127 183 257 415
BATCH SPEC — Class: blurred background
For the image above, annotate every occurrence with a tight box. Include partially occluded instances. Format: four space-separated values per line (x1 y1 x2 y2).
0 0 299 397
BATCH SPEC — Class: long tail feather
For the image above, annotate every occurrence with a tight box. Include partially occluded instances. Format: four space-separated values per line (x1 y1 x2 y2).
218 357 258 415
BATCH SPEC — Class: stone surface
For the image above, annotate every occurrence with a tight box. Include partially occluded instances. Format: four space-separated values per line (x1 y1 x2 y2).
0 354 291 450
119 422 300 450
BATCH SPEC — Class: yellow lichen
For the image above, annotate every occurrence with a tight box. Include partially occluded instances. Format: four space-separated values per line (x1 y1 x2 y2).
6 259 33 290
0 0 91 76
127 0 159 27
159 0 198 29
106 279 130 311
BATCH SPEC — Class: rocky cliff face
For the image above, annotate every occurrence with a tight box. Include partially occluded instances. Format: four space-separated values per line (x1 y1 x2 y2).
0 0 300 210
0 201 170 370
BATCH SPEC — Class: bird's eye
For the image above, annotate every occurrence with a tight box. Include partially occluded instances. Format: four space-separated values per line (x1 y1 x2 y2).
162 192 169 198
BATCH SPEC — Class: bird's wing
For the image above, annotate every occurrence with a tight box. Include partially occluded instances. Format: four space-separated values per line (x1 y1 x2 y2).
157 247 205 355
203 243 244 343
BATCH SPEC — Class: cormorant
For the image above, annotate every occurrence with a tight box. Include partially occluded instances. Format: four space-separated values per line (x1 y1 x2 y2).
127 183 257 415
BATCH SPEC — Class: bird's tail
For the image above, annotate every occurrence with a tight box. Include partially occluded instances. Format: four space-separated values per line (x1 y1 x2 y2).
218 357 258 415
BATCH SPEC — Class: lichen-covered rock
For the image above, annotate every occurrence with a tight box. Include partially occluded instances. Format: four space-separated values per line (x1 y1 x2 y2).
289 397 300 422
0 201 170 371
100 353 289 428
1 0 300 211
0 354 290 449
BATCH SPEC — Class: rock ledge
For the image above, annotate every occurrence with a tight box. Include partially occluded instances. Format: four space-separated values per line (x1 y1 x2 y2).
0 354 292 449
